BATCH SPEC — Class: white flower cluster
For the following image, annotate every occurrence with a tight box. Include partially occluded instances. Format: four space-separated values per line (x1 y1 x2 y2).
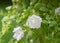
13 27 24 41
55 7 60 14
12 14 42 40
1 16 11 25
27 14 42 29
1 15 15 25
5 6 12 10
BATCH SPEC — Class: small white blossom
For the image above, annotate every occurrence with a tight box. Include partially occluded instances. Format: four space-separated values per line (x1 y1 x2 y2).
10 15 16 19
13 27 24 41
5 6 12 10
1 16 11 25
2 16 9 21
27 14 42 29
55 7 60 14
30 39 33 43
12 0 19 2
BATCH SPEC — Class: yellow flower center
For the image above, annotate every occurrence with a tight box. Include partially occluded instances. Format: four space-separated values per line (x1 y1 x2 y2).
32 19 37 23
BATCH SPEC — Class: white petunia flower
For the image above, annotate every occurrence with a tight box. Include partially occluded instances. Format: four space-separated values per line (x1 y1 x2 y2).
13 27 24 41
55 7 60 14
27 14 42 29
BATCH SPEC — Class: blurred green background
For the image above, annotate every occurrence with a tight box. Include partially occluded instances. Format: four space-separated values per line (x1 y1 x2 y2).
0 0 12 9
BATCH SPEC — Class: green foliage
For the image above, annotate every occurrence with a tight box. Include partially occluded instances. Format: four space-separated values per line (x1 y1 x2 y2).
0 0 60 43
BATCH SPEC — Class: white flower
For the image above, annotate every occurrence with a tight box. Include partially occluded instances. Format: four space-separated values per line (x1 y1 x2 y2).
1 16 11 25
5 6 12 10
10 15 16 19
13 27 24 41
12 0 19 2
30 39 33 43
2 16 9 21
27 14 42 29
55 7 60 14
